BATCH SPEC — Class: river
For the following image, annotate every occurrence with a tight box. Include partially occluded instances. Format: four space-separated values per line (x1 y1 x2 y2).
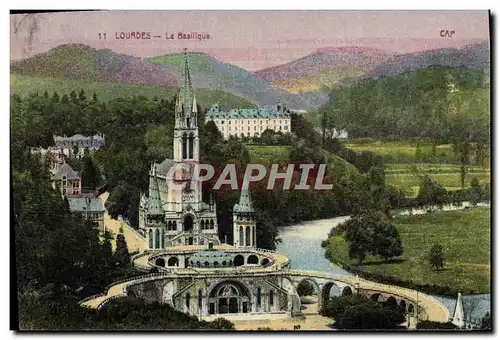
276 215 457 316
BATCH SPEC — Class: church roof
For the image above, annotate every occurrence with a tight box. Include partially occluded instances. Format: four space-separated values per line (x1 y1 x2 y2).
52 163 81 180
233 189 255 213
462 294 491 319
156 158 174 177
147 170 164 216
206 103 291 119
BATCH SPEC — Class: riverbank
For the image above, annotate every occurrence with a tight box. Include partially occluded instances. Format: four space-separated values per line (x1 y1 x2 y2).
323 208 490 296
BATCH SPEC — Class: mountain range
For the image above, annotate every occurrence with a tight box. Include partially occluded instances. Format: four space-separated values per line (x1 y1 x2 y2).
255 43 489 93
10 42 489 110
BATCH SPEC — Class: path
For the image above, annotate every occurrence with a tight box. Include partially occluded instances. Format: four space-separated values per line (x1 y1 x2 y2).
99 192 146 253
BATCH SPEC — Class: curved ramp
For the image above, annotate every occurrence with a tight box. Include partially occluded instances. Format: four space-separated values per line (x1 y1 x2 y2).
79 267 449 324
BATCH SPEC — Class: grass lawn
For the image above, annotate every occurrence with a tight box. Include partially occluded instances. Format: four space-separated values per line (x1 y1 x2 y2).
246 144 291 164
346 141 459 164
384 163 490 197
324 208 491 294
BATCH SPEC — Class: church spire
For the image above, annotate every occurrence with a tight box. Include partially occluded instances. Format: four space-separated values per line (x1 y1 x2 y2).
452 292 465 328
175 49 195 115
233 188 255 213
147 163 164 216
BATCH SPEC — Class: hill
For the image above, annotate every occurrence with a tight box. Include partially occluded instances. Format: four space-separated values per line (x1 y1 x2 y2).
10 74 256 109
361 43 489 80
318 66 489 140
10 44 179 86
254 46 393 93
145 53 329 110
11 44 328 110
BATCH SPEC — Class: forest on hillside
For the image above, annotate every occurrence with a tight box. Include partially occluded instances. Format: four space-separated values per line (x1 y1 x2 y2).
318 66 489 145
11 89 408 251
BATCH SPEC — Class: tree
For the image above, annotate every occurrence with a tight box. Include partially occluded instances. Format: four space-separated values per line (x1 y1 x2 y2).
344 216 373 264
114 233 130 266
428 243 445 270
417 320 457 329
259 129 276 145
373 223 403 262
469 177 484 206
208 317 235 330
320 294 369 319
296 281 315 296
343 211 403 264
81 155 101 190
416 175 448 208
335 300 406 329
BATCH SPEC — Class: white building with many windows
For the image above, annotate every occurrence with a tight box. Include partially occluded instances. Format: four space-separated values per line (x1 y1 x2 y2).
205 103 292 139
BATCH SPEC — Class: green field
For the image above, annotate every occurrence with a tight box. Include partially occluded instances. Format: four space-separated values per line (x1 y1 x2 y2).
325 208 491 294
346 141 490 196
346 141 459 164
246 145 291 164
385 163 490 197
10 74 256 109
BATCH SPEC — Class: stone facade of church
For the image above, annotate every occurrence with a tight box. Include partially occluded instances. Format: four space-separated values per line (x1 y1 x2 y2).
139 53 256 250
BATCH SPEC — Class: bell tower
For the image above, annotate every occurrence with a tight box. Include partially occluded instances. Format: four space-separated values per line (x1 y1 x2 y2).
173 49 199 163
233 189 257 248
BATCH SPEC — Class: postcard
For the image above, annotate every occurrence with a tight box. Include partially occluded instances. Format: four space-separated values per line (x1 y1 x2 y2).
11 10 491 331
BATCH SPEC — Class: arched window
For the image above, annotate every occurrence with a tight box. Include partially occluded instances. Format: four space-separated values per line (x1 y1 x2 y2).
182 133 188 159
168 257 179 267
188 133 194 159
186 293 190 309
269 290 274 306
184 215 193 232
204 261 210 267
187 117 190 128
198 289 203 309
173 221 177 230
200 220 205 230
167 221 171 231
148 229 153 248
210 220 214 229
408 304 415 315
247 255 258 264
239 226 244 246
245 226 250 246
257 288 261 307
214 261 219 267
196 261 201 267
155 229 160 249
233 255 244 267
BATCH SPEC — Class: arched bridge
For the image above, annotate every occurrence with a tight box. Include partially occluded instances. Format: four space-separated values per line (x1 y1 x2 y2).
79 257 449 328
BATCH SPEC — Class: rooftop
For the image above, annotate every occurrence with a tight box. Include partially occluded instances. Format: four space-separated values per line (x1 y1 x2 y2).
52 163 80 180
206 103 291 119
68 196 104 213
54 134 105 142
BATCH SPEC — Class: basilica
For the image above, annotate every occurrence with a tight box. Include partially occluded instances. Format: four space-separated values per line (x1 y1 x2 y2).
138 52 256 250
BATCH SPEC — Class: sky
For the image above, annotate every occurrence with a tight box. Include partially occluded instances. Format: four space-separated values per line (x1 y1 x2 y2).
10 10 490 71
